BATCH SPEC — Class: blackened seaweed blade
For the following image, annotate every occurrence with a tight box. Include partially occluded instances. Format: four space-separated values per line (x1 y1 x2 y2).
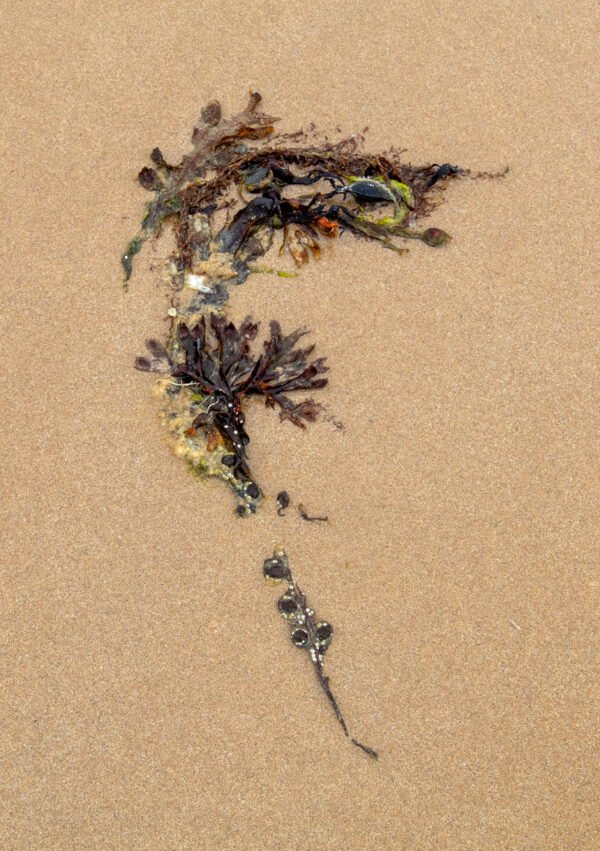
263 549 378 759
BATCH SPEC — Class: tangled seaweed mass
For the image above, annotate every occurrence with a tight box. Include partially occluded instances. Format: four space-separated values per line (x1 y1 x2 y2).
127 92 473 514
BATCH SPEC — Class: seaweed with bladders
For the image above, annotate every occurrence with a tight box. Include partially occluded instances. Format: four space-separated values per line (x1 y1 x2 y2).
123 91 486 304
263 548 378 759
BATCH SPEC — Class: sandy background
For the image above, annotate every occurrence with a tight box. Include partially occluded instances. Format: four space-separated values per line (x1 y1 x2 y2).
2 1 599 848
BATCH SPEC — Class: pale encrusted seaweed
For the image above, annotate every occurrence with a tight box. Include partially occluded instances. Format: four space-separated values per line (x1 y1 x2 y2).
136 316 328 512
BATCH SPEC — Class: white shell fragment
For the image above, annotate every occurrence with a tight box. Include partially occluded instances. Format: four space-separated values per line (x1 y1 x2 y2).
185 273 212 293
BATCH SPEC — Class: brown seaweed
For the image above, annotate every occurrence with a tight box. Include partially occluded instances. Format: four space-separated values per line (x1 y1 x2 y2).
124 95 504 761
136 316 328 513
263 549 378 759
276 490 290 516
125 93 495 507
123 91 478 306
298 504 329 523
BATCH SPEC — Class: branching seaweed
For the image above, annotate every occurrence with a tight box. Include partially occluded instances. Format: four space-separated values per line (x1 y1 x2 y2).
136 316 328 513
263 549 378 759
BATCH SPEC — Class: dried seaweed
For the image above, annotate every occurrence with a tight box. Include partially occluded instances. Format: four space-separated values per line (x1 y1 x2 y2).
136 316 327 513
263 549 378 759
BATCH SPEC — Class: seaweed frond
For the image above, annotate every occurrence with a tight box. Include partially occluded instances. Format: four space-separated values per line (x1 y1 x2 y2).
136 316 328 513
263 549 378 759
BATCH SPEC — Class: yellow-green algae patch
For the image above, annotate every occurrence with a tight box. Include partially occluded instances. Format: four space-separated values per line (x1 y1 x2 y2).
154 378 255 511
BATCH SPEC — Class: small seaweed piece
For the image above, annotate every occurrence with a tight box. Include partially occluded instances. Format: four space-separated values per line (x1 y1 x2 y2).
136 316 328 513
276 490 290 516
298 503 329 523
263 549 378 759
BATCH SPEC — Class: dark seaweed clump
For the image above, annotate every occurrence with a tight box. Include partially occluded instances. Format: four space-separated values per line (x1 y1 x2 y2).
137 316 328 511
126 92 487 509
123 91 474 306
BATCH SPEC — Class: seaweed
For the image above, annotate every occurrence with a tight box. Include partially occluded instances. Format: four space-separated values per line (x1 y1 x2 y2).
298 503 329 523
123 91 478 305
263 549 378 759
276 490 290 516
125 93 495 507
125 95 504 759
136 316 328 513
122 93 276 289
125 94 492 508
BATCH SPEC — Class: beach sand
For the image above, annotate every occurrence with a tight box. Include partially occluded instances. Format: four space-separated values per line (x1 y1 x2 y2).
2 1 599 848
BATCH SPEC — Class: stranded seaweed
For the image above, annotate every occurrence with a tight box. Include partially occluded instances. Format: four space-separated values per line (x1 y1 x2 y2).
126 92 476 511
276 490 290 516
126 94 503 759
123 91 469 303
136 316 328 514
263 549 377 759
298 503 329 523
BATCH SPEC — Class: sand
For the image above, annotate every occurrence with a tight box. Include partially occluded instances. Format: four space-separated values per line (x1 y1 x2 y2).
2 1 599 848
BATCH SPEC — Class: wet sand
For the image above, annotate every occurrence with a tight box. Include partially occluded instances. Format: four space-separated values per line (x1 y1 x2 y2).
2 1 599 848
